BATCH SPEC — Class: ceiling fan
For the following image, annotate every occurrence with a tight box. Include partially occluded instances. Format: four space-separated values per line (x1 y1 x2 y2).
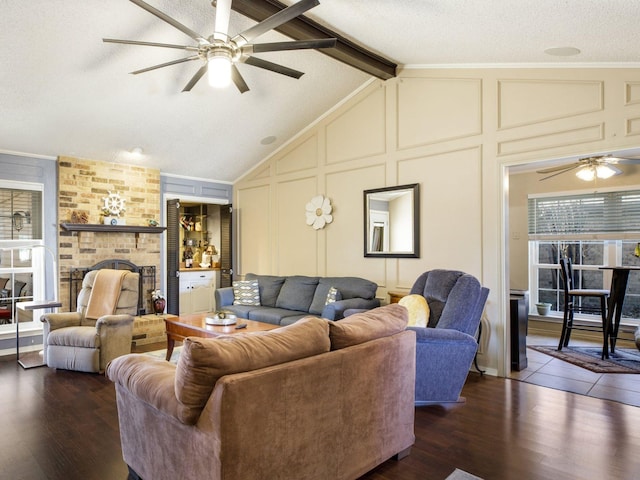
103 0 337 93
536 155 640 181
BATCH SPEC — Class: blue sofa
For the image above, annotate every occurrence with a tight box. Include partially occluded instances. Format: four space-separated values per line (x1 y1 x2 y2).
215 273 380 325
407 269 489 406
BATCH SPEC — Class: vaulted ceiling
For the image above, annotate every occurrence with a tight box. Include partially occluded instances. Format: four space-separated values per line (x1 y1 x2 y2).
3 0 640 182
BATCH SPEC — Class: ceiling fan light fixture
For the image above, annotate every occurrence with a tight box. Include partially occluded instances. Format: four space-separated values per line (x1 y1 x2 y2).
575 166 596 181
575 163 623 181
207 51 232 88
596 163 621 179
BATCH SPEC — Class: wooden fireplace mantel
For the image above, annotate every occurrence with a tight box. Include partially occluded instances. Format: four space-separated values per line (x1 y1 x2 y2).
60 223 166 248
60 223 166 234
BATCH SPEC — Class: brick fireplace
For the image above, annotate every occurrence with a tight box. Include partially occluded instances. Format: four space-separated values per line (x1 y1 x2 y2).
57 156 162 312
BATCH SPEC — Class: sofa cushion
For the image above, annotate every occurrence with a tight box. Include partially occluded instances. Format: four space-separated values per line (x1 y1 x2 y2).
233 280 261 306
246 307 307 325
174 316 331 424
275 276 319 312
245 274 286 308
219 304 257 318
309 283 342 315
317 277 377 300
328 304 408 350
47 326 99 348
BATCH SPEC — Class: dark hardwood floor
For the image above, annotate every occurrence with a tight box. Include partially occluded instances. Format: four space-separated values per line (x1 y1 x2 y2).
2 349 640 480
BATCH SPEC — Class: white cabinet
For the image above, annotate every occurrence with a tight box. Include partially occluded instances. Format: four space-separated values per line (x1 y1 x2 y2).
179 270 218 315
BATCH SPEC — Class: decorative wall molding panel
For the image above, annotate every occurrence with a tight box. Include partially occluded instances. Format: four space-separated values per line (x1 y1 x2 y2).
626 117 640 136
276 136 318 175
625 81 640 106
498 79 603 130
237 184 271 274
325 87 386 164
497 124 604 156
276 177 318 275
396 77 482 150
245 163 272 182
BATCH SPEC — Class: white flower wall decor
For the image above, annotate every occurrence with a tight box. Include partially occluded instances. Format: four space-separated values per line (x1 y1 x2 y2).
305 195 333 230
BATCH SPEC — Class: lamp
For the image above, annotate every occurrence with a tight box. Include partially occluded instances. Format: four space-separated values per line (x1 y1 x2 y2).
575 163 622 181
207 50 232 88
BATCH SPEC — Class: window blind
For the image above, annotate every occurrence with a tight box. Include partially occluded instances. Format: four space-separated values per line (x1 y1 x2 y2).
528 189 640 239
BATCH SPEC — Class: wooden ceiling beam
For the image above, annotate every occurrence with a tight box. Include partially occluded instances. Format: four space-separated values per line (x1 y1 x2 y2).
230 0 398 80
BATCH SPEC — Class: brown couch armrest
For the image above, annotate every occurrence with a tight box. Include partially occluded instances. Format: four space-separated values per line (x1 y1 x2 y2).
107 354 181 419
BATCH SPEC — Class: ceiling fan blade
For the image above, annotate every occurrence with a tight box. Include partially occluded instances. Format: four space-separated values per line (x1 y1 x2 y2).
604 156 640 164
130 0 208 43
243 56 304 79
536 162 581 174
233 0 319 46
231 65 250 94
131 55 199 75
213 0 232 41
103 38 198 51
539 164 582 181
182 64 208 92
250 38 337 54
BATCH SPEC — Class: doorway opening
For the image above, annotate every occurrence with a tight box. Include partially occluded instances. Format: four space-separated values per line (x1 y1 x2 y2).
164 197 232 315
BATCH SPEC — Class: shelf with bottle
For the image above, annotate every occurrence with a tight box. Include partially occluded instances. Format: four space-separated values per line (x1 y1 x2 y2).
180 204 213 269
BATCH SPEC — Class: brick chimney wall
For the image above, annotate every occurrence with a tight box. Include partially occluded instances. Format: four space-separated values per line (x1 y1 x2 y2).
57 156 162 311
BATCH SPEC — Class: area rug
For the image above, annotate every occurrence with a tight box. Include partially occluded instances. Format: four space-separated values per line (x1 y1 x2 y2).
143 347 182 364
529 345 640 374
445 469 483 480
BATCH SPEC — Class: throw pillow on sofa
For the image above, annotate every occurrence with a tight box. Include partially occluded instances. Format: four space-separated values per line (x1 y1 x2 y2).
309 283 342 315
326 286 341 305
398 294 429 327
233 280 261 306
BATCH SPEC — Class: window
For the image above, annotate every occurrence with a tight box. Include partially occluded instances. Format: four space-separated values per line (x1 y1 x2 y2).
528 187 640 322
0 187 42 240
0 182 45 329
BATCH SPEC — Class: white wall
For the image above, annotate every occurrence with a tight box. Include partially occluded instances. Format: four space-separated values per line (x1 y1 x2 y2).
234 68 640 376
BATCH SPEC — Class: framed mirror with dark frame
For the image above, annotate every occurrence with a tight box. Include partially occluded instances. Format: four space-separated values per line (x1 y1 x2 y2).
364 183 420 258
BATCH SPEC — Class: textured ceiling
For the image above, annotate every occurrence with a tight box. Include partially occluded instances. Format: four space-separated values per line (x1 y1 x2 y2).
2 0 640 183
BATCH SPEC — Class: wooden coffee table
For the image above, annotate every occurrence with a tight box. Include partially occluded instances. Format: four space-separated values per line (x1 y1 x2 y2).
164 313 278 361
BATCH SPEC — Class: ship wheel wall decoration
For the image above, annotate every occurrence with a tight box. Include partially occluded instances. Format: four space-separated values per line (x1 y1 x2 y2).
103 192 126 217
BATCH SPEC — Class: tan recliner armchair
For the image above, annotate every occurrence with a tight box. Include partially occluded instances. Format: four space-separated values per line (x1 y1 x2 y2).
41 269 139 373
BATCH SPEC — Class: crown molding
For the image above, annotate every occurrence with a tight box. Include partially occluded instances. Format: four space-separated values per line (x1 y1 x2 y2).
402 62 640 70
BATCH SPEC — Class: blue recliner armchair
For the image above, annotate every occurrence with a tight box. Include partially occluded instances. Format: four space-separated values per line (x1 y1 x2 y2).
408 269 489 406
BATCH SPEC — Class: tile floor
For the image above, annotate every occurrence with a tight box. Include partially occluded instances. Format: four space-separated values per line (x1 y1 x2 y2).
509 334 640 407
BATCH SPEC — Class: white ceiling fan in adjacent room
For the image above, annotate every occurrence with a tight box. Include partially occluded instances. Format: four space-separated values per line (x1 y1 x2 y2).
103 0 337 93
536 154 640 181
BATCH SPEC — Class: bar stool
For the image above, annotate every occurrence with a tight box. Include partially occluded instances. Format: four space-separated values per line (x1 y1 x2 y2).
558 258 609 359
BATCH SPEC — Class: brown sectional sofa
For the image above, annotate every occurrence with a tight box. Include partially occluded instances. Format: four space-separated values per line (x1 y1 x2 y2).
107 304 416 480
